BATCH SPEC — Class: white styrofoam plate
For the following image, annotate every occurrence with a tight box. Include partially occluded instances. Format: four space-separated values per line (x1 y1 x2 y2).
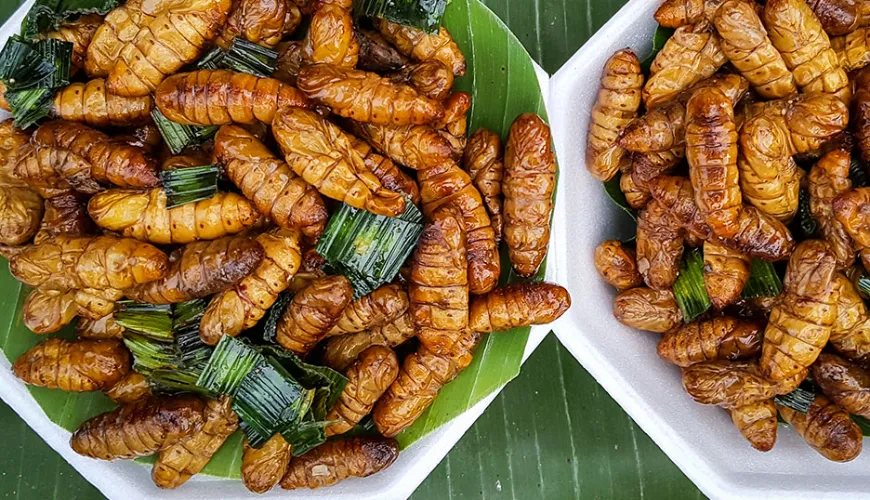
0 1 560 499
549 0 870 498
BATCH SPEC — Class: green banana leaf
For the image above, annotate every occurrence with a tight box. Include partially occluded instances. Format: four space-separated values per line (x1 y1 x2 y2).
0 0 550 479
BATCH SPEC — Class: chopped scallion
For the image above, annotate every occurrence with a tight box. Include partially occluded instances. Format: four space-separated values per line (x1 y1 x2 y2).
774 387 817 414
354 0 449 34
35 38 72 89
160 165 219 209
196 335 264 395
5 88 53 129
232 357 309 447
740 259 783 299
0 35 53 90
122 332 179 374
114 300 173 341
673 248 711 322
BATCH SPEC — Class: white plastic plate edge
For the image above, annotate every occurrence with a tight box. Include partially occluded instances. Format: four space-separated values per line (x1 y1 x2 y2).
0 1 560 499
548 0 870 499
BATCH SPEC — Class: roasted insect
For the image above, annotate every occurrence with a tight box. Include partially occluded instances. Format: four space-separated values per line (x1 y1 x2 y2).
349 135 421 204
712 0 797 98
657 317 763 367
152 396 239 489
358 29 410 73
829 273 870 361
242 434 291 494
10 235 167 291
345 120 455 171
463 128 505 242
272 108 407 217
682 360 806 408
13 338 130 392
125 236 263 304
832 27 870 71
325 346 399 436
212 125 327 241
654 0 731 27
594 240 644 291
761 240 838 381
280 436 399 489
88 189 262 244
155 70 311 126
807 0 870 35
729 400 778 452
635 198 684 289
104 372 151 404
763 0 851 102
323 313 416 371
217 0 294 49
504 113 556 277
856 68 870 164
107 0 232 97
0 185 42 246
34 193 95 244
273 41 304 85
374 19 466 76
834 188 870 270
468 282 572 333
807 150 856 268
777 394 863 462
328 283 409 337
613 287 682 333
200 228 302 344
21 289 77 334
76 313 126 340
302 4 359 67
390 60 454 101
813 353 870 418
71 394 206 460
85 0 155 78
43 14 103 74
586 49 643 181
276 275 354 354
703 241 751 309
643 21 727 107
52 79 152 127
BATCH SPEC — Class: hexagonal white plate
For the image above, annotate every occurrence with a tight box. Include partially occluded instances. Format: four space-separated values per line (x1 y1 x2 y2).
549 1 870 498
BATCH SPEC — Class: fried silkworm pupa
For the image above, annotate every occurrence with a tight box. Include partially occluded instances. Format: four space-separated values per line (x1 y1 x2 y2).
729 399 778 452
71 394 206 460
855 68 870 164
302 4 358 67
88 189 262 244
104 372 151 404
76 314 126 340
635 198 684 290
125 236 264 304
10 235 167 291
349 135 421 205
682 360 807 408
761 240 838 381
409 204 468 354
34 193 95 245
84 0 154 78
469 282 572 333
620 165 651 210
13 338 130 391
0 185 42 246
374 19 465 76
242 434 291 493
217 0 290 49
52 79 152 127
296 63 444 126
73 287 124 321
273 41 304 86
42 14 103 74
328 283 409 337
654 0 732 27
833 187 870 257
832 27 870 71
345 120 455 171
273 108 407 217
200 228 302 345
829 273 870 361
612 287 682 333
276 275 354 354
763 0 851 103
357 28 410 73
504 113 556 278
463 128 505 242
713 0 797 98
586 48 643 182
807 0 870 35
32 120 160 189
777 394 863 462
643 21 727 107
325 346 399 436
813 353 870 418
390 60 454 101
323 313 416 371
152 396 239 489
22 289 77 334
703 241 750 309
0 119 28 180
280 436 399 490
808 149 856 267
155 70 312 126
212 125 327 240
594 240 643 291
657 316 764 367
107 0 233 97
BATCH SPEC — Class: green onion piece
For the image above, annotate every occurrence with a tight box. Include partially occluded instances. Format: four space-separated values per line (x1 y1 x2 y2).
397 196 424 224
122 332 180 374
851 156 869 188
740 258 783 299
282 414 330 457
175 327 213 367
262 345 348 418
315 202 423 298
672 248 711 322
222 39 278 78
195 126 219 142
5 88 53 129
640 26 674 74
160 165 219 209
151 108 197 155
150 364 210 395
196 335 264 395
232 357 309 448
847 265 870 299
0 36 53 90
354 0 449 34
114 300 173 341
35 38 72 89
602 173 638 222
173 298 208 330
791 188 817 240
20 0 121 39
774 387 817 414
248 292 292 344
853 415 870 437
195 47 225 70
323 262 381 299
